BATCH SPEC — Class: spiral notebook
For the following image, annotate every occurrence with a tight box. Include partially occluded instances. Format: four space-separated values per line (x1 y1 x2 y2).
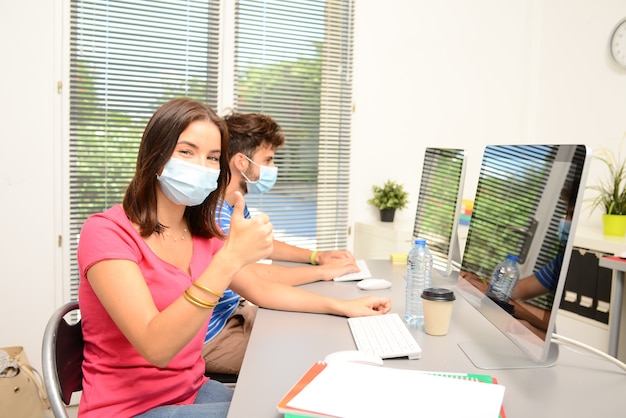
277 361 506 418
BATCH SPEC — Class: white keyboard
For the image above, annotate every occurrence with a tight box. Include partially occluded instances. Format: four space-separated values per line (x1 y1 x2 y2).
348 313 422 360
333 259 372 282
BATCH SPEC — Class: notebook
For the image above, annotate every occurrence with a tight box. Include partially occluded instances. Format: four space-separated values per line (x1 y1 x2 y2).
277 361 506 418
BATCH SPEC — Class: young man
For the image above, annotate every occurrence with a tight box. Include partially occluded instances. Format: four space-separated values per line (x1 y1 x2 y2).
203 112 362 375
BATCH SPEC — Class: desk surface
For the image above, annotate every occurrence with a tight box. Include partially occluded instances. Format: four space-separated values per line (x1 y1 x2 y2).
227 260 626 418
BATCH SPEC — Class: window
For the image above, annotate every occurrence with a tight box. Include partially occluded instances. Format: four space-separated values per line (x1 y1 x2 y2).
233 0 354 250
68 0 354 298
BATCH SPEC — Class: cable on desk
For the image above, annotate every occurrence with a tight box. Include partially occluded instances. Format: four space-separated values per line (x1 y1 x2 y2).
552 333 626 372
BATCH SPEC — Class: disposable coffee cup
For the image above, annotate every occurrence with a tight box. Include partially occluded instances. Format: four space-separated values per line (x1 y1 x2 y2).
421 288 455 336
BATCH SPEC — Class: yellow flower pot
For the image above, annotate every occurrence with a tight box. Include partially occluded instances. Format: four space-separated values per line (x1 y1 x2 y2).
602 214 626 237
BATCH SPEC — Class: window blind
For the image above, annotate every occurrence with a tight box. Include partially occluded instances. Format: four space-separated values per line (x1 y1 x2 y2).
233 0 354 250
462 145 561 276
412 148 466 272
68 0 354 298
68 0 219 299
461 144 586 311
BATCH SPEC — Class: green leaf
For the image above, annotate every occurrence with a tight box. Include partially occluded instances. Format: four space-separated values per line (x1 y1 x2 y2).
367 180 409 210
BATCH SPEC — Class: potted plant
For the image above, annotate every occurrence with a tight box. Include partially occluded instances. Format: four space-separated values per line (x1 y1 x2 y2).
367 180 409 222
586 143 626 236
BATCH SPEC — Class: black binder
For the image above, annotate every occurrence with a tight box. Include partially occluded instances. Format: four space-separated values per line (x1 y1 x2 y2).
560 249 583 314
575 251 600 319
594 261 613 324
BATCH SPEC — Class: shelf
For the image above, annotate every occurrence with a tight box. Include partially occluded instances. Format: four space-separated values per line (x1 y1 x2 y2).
353 221 413 260
573 224 626 254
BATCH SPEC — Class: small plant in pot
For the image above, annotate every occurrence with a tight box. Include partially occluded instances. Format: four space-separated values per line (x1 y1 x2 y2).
586 144 626 236
367 180 409 222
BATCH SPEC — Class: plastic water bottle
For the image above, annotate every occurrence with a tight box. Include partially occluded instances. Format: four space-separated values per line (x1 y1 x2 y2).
405 238 433 326
486 254 521 303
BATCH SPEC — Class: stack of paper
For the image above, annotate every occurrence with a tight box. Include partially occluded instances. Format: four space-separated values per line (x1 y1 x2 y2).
278 361 506 418
389 253 407 265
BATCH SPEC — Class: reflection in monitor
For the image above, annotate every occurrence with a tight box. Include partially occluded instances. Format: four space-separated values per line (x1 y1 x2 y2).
456 144 589 369
413 148 466 277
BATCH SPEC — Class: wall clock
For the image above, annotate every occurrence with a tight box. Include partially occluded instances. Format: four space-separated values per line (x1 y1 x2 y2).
610 18 626 68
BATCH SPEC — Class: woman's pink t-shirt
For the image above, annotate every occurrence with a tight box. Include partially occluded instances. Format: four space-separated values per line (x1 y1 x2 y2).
77 205 223 417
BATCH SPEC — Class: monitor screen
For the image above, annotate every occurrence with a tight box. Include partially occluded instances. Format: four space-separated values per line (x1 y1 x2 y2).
456 144 589 369
413 148 466 276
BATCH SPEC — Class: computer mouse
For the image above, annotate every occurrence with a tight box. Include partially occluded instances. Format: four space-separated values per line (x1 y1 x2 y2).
619 251 626 259
357 278 392 290
323 350 384 366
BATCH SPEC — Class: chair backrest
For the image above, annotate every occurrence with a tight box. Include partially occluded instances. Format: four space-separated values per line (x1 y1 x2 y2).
42 301 83 418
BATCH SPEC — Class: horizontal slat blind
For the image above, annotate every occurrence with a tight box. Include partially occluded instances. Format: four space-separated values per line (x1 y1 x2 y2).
413 148 466 271
69 0 219 298
68 0 354 299
233 0 354 250
462 145 557 277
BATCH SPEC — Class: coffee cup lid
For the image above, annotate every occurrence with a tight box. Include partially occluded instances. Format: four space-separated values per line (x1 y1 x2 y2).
421 287 455 302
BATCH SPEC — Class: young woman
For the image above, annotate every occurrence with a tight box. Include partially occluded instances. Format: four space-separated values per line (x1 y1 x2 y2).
77 98 391 417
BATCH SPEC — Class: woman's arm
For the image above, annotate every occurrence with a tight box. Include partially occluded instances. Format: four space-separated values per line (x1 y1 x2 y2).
230 264 391 317
87 192 273 367
86 252 239 367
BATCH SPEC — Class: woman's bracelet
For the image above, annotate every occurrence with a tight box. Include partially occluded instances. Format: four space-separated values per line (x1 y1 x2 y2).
310 250 319 265
183 288 218 309
192 281 224 299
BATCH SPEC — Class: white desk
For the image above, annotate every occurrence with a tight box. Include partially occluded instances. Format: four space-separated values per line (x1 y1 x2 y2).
227 260 626 418
598 256 626 357
573 225 626 361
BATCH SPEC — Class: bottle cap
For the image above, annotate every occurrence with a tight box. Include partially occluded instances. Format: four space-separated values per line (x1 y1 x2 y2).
415 238 426 245
506 254 519 262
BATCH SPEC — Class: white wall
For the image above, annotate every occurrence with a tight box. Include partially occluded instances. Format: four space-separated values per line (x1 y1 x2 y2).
2 0 626 371
349 0 626 246
0 0 63 370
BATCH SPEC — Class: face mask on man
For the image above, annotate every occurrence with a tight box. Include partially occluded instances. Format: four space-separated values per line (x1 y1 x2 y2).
558 218 571 245
157 157 220 206
241 155 278 194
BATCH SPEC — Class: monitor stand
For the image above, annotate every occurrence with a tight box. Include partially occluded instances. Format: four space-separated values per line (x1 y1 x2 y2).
434 230 463 278
458 339 559 370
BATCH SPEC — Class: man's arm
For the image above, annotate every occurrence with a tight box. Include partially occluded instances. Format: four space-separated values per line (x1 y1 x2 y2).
217 199 355 267
270 239 356 265
511 275 551 300
240 260 358 285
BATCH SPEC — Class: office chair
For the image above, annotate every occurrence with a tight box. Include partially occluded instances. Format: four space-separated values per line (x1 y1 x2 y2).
42 301 83 418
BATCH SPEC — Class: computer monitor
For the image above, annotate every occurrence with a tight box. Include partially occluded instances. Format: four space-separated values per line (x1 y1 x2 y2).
456 144 590 369
413 148 466 276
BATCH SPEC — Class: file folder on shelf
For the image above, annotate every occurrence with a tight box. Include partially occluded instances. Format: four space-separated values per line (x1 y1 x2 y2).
595 263 612 324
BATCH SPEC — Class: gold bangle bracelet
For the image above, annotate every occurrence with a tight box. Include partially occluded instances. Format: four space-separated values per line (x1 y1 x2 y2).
183 288 218 309
192 281 224 299
184 289 217 309
310 250 319 265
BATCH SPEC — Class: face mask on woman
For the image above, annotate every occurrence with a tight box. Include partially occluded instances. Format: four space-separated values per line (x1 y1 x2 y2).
241 156 278 194
157 157 220 206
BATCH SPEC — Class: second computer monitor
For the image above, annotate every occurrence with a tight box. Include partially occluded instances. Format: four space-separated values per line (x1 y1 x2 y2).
456 144 590 369
412 148 467 276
